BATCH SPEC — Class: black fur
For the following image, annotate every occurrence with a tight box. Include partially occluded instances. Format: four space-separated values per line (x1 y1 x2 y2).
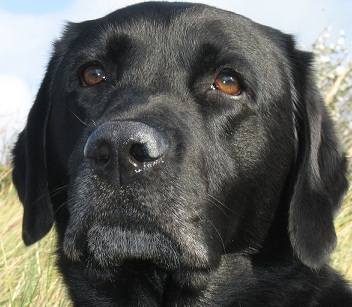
12 2 352 306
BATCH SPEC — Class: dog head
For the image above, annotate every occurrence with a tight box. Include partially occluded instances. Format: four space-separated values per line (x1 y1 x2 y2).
13 2 348 285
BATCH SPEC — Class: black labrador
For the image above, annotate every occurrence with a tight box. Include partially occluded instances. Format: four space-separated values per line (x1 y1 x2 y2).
12 2 352 306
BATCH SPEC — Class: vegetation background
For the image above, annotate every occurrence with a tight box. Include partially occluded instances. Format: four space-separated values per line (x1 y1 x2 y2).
0 30 351 306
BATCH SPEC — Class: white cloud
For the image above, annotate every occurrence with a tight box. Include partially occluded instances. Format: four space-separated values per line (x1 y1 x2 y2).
0 74 32 119
0 74 32 158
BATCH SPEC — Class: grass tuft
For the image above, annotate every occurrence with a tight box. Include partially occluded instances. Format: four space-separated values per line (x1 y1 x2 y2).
331 190 352 279
0 169 70 306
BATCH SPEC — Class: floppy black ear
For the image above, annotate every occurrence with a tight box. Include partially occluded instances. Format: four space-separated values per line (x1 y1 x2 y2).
12 22 81 245
289 51 349 269
12 71 54 245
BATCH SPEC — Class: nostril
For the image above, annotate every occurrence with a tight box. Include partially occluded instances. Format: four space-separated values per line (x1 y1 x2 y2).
96 144 111 165
85 142 111 167
130 143 156 163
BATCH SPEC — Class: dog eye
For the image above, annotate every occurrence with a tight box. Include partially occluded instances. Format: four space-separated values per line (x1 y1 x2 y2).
81 65 106 86
213 70 242 96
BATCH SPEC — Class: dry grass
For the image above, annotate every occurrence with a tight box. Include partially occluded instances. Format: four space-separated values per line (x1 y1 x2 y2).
331 189 352 279
0 167 351 306
0 177 70 306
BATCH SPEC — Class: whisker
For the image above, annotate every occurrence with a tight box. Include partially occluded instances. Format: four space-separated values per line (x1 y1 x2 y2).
72 111 89 126
192 208 228 258
90 118 98 128
49 185 69 197
71 110 88 126
30 185 68 211
54 201 68 215
205 217 227 256
65 106 92 127
176 193 228 256
207 194 234 214
207 198 231 220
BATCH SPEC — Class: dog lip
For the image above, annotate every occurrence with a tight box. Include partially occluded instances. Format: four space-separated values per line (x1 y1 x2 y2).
86 224 182 270
63 203 214 272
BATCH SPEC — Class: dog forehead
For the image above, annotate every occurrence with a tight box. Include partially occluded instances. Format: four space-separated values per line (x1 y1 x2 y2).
74 2 263 52
72 5 275 71
101 2 247 28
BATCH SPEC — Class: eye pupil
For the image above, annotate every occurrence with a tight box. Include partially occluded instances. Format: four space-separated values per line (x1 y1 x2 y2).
214 71 241 96
82 65 106 86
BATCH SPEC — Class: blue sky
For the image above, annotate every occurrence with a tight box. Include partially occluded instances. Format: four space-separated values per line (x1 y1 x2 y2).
0 0 72 14
0 0 351 153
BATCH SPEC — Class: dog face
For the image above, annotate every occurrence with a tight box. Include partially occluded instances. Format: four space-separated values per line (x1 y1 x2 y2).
13 2 347 291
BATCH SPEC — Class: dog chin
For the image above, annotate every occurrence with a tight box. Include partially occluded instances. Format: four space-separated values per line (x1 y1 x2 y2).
86 224 182 270
63 222 212 275
82 225 214 291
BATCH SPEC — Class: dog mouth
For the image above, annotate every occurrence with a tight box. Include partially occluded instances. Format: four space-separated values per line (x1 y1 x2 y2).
62 213 212 276
64 222 213 290
63 218 182 269
86 224 182 270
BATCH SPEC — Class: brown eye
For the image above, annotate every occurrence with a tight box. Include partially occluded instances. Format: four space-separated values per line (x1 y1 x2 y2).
81 65 106 86
213 70 242 96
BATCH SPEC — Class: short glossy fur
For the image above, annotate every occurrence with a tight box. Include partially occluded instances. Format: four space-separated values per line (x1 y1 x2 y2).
12 2 352 306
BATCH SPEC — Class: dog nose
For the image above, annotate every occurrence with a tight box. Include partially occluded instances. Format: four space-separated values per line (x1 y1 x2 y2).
84 121 168 179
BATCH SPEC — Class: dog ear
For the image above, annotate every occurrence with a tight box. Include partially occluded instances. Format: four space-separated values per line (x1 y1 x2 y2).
288 51 349 269
12 23 81 246
12 70 54 245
